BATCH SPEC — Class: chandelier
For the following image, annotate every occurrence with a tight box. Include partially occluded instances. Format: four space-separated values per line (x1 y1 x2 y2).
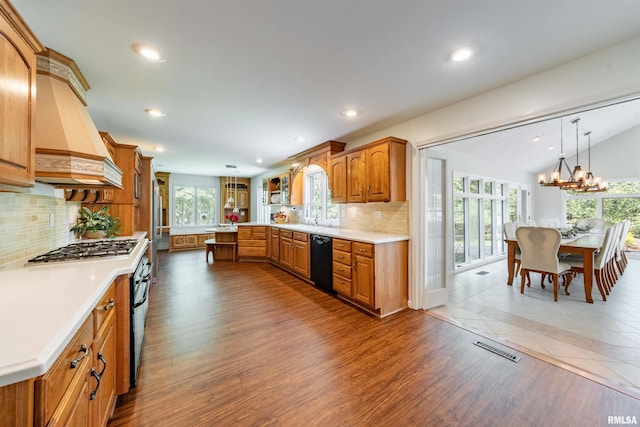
538 117 607 192
538 118 574 187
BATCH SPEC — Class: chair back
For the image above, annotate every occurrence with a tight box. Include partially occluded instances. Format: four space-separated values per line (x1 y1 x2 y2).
516 227 563 273
618 220 631 252
503 222 518 239
576 218 605 232
594 226 614 269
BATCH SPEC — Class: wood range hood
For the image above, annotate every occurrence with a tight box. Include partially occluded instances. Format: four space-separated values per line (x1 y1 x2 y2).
34 48 123 189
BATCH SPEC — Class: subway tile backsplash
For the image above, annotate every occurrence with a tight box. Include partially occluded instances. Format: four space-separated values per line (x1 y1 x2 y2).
0 193 80 267
340 201 409 235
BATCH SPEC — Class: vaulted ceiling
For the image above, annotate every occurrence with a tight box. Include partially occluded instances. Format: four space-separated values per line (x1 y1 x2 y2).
12 0 640 177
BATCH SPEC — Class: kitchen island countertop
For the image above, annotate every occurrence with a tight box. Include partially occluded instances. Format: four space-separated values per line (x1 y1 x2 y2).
0 234 148 387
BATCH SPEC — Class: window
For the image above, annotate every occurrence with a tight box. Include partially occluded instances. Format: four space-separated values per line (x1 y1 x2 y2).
305 166 338 225
453 172 522 269
173 185 216 227
565 179 640 251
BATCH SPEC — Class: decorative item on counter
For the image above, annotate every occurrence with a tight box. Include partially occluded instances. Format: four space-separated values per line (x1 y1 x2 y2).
225 213 239 228
274 211 287 224
70 206 120 239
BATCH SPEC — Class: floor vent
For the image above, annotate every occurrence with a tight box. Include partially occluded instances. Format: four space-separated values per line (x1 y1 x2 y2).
474 341 521 363
475 271 490 276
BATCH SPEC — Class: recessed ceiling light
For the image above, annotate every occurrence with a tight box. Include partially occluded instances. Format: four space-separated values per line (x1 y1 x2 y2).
155 147 166 152
256 158 263 164
532 136 541 142
448 47 474 62
342 109 358 117
547 145 555 150
145 108 166 117
294 136 306 143
132 43 165 62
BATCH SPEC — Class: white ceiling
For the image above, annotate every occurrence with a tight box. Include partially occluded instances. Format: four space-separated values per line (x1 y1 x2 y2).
11 0 640 178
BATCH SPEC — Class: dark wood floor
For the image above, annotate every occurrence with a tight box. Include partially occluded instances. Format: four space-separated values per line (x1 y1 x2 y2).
109 250 640 426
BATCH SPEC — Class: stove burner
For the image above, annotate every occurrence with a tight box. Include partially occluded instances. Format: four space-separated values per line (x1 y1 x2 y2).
28 239 139 264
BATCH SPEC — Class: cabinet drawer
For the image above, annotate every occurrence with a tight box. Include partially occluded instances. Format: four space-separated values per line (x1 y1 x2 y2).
352 242 374 257
35 315 94 425
238 247 267 257
94 281 116 336
333 274 352 295
238 228 252 240
332 261 352 279
238 239 267 248
252 226 267 233
293 232 308 242
253 232 267 240
280 229 293 238
333 239 351 252
332 250 351 265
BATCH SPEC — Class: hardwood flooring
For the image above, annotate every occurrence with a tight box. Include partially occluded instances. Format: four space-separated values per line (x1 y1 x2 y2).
109 250 640 426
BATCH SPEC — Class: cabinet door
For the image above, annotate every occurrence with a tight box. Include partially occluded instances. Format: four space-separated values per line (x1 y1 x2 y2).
270 231 280 262
353 254 375 308
0 30 37 187
329 156 347 203
279 237 293 269
292 240 310 279
53 370 91 427
92 312 117 427
347 151 366 203
366 143 391 202
185 235 198 246
237 189 249 209
280 173 290 205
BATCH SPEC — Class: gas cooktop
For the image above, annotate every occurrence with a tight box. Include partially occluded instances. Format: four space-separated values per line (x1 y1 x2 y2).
27 239 139 264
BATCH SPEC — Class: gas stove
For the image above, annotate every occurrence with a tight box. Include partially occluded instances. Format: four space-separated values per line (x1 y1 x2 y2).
27 239 139 264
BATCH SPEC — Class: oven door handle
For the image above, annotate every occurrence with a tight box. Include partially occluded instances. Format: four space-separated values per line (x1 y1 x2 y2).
133 270 151 309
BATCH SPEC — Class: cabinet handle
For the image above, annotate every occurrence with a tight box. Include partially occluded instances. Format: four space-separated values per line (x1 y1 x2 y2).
90 367 102 401
337 267 344 272
97 351 107 377
368 185 371 197
337 243 345 248
104 298 115 311
69 344 89 369
338 255 344 259
360 187 364 196
353 259 357 271
358 248 367 252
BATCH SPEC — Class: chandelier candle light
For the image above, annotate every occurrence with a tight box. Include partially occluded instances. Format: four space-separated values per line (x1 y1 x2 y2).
538 118 575 187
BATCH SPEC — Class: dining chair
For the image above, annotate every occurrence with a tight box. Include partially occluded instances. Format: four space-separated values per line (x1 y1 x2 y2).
614 220 631 274
564 226 615 301
575 218 606 232
515 227 573 302
504 222 523 280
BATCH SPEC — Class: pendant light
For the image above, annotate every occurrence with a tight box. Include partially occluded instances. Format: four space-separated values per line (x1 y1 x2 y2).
575 131 608 192
558 118 586 190
224 165 236 209
232 170 239 214
538 118 574 187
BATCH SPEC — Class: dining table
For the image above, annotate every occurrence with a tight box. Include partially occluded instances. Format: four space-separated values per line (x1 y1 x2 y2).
505 234 604 303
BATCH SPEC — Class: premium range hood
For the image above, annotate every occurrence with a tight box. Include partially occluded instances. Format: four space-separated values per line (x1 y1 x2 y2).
34 48 123 189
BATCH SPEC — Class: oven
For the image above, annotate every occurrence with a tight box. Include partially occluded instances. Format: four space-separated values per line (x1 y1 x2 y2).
130 254 151 387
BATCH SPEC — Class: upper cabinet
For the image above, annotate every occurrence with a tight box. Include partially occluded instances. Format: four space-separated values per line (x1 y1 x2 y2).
0 1 43 187
220 176 251 223
330 136 407 203
156 172 170 229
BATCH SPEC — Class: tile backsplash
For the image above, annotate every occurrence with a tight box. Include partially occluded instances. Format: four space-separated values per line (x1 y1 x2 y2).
0 193 80 267
340 202 409 235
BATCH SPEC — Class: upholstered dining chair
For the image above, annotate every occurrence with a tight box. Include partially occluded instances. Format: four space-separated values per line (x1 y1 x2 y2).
515 227 573 302
564 225 615 301
504 221 522 278
615 220 631 275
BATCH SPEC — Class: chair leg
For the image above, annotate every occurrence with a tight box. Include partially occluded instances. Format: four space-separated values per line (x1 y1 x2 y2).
594 270 607 301
520 269 527 294
563 273 572 295
540 273 546 289
552 274 559 302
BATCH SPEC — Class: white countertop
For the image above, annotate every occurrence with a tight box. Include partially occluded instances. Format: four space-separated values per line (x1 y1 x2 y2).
239 222 409 244
0 234 149 387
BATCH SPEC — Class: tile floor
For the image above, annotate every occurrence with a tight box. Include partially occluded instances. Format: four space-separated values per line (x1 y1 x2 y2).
429 253 640 394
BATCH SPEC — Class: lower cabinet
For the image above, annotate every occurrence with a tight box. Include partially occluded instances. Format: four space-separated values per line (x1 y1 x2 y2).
279 230 293 269
291 232 310 279
4 279 124 427
333 238 408 317
271 228 310 280
169 233 215 252
270 227 279 262
237 226 268 258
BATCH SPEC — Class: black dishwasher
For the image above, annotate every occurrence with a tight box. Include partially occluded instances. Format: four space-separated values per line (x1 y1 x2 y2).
310 234 334 293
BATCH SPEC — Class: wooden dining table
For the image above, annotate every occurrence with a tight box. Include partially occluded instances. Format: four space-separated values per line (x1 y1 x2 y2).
505 234 603 303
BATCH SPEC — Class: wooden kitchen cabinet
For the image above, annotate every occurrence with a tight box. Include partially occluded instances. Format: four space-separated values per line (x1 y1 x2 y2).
329 155 347 203
329 136 407 204
170 234 211 252
291 232 310 279
156 172 170 230
220 177 250 223
237 226 268 259
34 315 94 426
270 227 280 262
279 230 293 269
332 238 408 317
0 1 42 188
99 133 141 205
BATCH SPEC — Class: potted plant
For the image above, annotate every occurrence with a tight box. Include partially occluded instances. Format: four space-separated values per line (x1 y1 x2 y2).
70 206 120 239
